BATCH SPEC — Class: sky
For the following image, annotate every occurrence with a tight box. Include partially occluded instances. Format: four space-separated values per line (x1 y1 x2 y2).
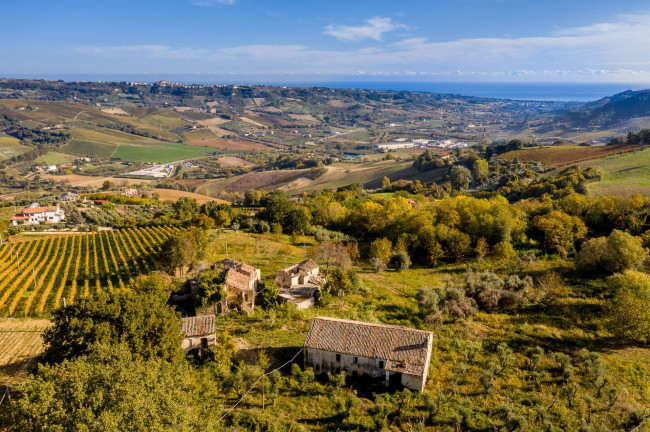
2 0 650 83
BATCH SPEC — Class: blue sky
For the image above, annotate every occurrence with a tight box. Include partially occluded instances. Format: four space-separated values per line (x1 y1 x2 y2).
2 0 650 82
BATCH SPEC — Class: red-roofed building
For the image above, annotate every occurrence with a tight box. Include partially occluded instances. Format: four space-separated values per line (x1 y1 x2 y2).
11 204 65 226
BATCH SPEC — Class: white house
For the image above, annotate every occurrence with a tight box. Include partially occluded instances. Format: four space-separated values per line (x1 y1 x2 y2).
11 204 65 226
181 315 216 351
303 317 433 392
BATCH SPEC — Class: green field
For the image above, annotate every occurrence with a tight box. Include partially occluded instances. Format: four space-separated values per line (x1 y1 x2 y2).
0 136 31 160
112 141 217 163
578 147 650 197
35 152 78 165
61 140 118 159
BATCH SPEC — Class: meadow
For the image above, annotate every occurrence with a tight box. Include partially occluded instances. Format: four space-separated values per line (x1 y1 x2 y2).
578 147 650 197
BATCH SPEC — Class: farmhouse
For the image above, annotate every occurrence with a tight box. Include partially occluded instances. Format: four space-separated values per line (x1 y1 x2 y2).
211 259 261 314
181 315 216 350
11 204 65 226
59 192 80 202
122 188 140 197
303 317 433 392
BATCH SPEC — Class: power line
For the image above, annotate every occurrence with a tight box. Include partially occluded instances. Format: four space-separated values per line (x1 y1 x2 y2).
209 347 303 428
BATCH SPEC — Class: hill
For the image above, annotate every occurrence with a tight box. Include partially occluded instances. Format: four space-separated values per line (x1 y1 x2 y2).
554 89 650 130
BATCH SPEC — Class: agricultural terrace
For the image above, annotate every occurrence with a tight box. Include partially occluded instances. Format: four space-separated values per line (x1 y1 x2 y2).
0 226 181 317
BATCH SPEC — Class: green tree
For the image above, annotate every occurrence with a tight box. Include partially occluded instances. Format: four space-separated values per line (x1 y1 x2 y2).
471 159 489 184
381 176 391 190
576 229 646 273
531 210 587 257
607 270 650 342
449 165 472 191
159 233 198 275
195 269 226 309
5 343 216 432
369 237 393 271
101 180 114 191
41 289 184 365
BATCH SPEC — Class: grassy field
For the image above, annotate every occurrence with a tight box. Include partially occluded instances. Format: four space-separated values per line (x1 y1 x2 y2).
0 136 31 160
0 319 50 383
576 147 650 197
154 188 229 204
34 152 78 165
61 139 118 159
112 141 216 163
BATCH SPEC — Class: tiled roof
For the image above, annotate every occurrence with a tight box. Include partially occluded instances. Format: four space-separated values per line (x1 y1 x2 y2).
20 206 59 215
225 268 253 291
298 259 319 272
239 263 256 274
182 315 215 337
304 317 432 376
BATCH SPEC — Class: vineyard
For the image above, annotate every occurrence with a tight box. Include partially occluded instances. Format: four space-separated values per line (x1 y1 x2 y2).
0 226 181 317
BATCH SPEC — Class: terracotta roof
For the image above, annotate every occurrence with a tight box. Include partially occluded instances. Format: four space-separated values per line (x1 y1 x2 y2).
182 315 215 337
239 263 256 274
304 317 432 376
298 259 319 272
20 206 58 214
225 268 253 291
10 215 30 220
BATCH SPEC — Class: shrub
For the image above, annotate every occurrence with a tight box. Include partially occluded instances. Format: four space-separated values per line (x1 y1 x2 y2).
390 251 411 272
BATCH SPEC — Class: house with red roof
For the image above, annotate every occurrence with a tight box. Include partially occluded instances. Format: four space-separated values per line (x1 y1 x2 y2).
11 204 65 226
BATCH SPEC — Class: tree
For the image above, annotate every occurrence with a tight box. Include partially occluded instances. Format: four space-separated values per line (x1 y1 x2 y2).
576 229 646 273
531 210 587 257
324 267 359 298
195 269 227 309
607 270 650 342
41 289 184 365
159 233 198 275
315 240 351 274
101 180 114 191
5 343 216 432
369 237 392 271
449 165 472 191
381 176 391 190
471 159 489 184
492 241 517 265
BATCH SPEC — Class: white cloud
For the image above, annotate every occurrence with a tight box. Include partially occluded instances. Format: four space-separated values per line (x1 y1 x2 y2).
74 14 650 81
323 17 404 42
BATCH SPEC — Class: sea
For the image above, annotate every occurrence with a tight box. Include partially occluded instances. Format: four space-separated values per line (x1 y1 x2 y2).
7 74 650 102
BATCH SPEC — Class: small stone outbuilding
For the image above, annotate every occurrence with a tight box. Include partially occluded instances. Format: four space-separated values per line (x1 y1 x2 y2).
275 259 320 288
181 315 216 350
303 317 433 392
